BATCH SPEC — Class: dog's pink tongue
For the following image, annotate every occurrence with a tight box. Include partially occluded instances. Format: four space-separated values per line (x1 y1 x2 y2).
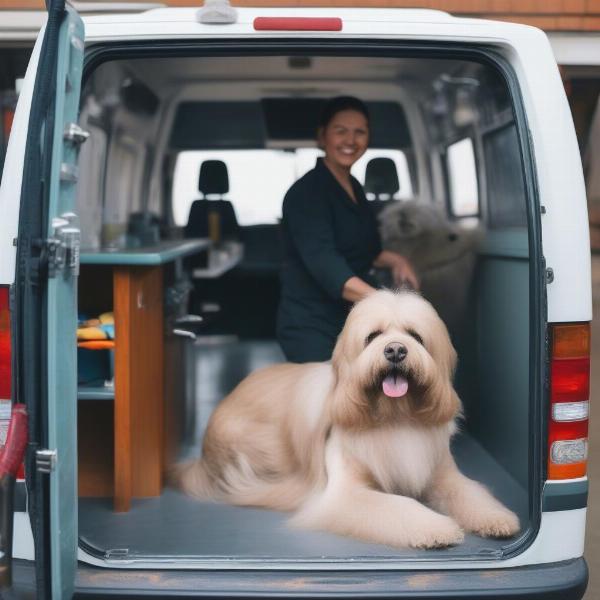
382 374 409 398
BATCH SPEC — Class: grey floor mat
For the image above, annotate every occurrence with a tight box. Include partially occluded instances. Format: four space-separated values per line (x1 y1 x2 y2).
189 337 286 451
79 338 528 562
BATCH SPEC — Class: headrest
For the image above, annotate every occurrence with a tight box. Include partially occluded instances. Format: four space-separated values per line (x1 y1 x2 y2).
364 157 400 198
199 160 229 196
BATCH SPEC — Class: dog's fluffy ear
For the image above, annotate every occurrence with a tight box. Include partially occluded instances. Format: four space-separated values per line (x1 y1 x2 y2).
418 328 462 425
329 333 370 429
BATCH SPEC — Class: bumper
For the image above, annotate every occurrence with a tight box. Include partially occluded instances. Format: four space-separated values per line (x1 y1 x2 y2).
69 558 588 599
11 557 589 599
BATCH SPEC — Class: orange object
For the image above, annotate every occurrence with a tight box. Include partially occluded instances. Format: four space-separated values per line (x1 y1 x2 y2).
552 323 590 359
3 109 14 142
77 340 115 350
547 460 587 480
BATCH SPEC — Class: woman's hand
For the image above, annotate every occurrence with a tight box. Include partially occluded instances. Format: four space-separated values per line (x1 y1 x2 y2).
374 251 420 290
390 256 420 290
342 276 377 303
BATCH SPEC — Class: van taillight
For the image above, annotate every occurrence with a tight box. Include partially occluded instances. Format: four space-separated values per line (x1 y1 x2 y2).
548 323 591 480
0 286 23 480
0 287 10 401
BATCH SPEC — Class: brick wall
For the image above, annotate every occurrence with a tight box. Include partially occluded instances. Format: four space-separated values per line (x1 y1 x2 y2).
2 0 600 31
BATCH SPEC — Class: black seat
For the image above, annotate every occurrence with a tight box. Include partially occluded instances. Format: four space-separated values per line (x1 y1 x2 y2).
239 224 283 273
184 160 240 241
363 157 400 215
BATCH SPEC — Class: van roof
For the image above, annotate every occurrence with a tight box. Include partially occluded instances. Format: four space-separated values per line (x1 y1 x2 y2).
82 6 547 45
85 6 454 24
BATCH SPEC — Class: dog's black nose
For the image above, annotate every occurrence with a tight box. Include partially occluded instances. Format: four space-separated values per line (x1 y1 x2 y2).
384 343 407 364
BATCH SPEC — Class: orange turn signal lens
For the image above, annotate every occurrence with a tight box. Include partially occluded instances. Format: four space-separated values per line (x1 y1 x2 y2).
553 323 591 359
547 460 587 480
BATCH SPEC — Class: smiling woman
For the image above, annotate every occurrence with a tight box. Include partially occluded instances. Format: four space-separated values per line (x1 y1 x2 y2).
276 96 419 363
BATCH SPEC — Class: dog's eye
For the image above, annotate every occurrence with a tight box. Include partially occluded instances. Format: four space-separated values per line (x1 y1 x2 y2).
408 330 424 345
365 330 382 346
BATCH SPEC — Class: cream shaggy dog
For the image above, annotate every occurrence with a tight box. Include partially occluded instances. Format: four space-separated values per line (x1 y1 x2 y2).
175 290 519 549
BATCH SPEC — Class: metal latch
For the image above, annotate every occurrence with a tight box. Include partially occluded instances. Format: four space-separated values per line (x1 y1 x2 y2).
63 122 90 145
36 449 57 474
46 212 81 278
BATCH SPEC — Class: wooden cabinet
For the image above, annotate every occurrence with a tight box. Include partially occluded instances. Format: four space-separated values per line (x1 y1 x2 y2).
77 240 208 512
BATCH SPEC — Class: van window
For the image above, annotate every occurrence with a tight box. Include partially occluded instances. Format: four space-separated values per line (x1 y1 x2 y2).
446 137 479 217
172 148 412 227
172 149 295 226
483 124 528 228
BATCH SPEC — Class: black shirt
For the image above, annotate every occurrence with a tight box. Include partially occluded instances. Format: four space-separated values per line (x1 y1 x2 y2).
277 158 382 363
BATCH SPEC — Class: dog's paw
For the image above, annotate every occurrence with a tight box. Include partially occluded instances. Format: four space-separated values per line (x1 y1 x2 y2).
408 514 465 549
464 508 520 539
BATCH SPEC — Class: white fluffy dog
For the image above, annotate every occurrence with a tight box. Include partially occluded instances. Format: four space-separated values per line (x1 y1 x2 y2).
175 290 519 549
379 201 483 336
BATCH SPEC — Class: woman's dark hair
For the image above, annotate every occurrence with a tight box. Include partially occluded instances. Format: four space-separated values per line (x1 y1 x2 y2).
318 96 370 129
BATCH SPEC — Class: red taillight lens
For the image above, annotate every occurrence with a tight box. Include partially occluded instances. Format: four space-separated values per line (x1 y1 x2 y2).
551 357 590 403
0 287 10 401
548 323 590 480
0 287 22 480
253 17 343 31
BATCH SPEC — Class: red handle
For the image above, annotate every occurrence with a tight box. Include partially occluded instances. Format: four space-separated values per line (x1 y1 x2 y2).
0 404 28 478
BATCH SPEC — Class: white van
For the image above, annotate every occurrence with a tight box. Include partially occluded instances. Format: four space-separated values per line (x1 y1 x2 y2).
0 1 591 598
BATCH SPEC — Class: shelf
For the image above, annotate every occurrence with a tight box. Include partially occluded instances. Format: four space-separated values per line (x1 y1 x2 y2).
192 253 242 279
81 239 211 266
78 385 114 401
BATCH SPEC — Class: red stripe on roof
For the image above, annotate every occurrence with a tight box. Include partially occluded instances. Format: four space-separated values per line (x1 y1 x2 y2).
253 17 342 31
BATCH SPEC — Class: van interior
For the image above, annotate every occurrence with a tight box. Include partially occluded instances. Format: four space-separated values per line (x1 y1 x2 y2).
74 51 533 564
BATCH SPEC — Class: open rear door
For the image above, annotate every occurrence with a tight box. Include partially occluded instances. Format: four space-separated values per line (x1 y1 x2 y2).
13 1 84 597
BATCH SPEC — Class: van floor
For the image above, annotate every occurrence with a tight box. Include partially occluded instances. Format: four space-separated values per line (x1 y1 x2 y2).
78 339 528 563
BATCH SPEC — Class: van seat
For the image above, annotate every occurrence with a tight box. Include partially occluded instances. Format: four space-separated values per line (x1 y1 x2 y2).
364 157 400 214
184 160 240 241
239 224 283 273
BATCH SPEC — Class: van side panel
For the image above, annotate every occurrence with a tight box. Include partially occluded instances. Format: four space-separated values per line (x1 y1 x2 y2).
0 25 45 285
506 28 591 322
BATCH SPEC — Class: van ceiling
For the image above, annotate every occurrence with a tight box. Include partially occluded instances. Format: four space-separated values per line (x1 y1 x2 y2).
119 55 475 100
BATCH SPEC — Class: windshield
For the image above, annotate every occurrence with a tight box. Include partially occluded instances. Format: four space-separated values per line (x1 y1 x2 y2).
172 147 413 226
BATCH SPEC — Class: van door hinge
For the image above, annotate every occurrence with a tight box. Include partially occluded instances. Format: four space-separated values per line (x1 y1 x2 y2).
63 122 89 145
36 449 57 473
46 212 81 278
546 267 554 284
60 163 79 183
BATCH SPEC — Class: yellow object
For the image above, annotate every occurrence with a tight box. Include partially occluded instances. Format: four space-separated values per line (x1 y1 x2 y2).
77 326 108 341
99 312 114 325
208 211 221 243
82 318 101 327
